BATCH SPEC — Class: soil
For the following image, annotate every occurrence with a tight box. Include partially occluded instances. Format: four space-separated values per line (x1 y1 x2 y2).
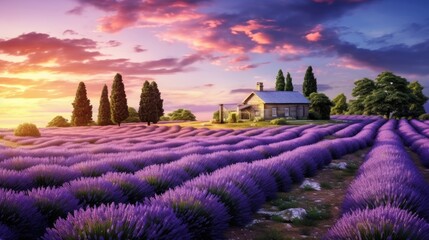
224 148 371 240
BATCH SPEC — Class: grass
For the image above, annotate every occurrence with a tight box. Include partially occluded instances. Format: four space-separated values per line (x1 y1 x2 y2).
271 215 285 223
270 195 299 210
158 119 343 129
320 181 333 189
255 229 289 240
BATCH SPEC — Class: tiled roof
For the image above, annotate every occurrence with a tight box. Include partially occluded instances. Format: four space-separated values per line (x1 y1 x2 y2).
246 91 310 104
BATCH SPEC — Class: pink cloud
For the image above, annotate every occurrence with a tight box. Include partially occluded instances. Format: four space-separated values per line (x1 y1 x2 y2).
134 45 147 53
306 32 322 42
231 19 273 45
106 40 121 47
305 24 324 42
0 32 206 76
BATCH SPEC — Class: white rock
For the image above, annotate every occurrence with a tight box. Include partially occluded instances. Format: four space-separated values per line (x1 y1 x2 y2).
300 179 321 191
329 162 348 170
279 208 307 222
245 219 264 228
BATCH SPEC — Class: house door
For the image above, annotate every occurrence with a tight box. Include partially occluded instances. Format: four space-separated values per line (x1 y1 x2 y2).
297 106 303 118
284 107 290 117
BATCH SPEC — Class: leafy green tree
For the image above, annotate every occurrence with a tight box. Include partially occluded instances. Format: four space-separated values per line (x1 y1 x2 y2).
349 78 375 115
110 73 129 126
275 69 285 91
213 110 220 121
408 81 428 117
97 84 112 126
124 107 140 123
150 81 164 120
309 92 333 120
303 66 317 97
331 93 348 115
47 116 71 127
71 82 93 126
364 72 412 118
138 81 157 125
285 72 293 91
168 109 196 121
227 113 237 123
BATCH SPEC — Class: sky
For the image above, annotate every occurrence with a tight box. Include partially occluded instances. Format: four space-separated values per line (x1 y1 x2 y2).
0 0 428 128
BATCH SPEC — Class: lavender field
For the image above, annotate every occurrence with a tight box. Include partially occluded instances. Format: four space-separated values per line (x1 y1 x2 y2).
1 117 429 239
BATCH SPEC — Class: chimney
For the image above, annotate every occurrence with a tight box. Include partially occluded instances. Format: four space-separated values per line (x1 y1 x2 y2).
256 82 264 91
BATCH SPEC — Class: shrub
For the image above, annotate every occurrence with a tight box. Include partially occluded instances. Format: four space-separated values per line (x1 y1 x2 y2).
253 117 264 122
270 118 288 125
102 172 154 203
184 176 252 226
14 123 41 137
419 113 429 120
325 206 429 239
25 164 82 187
46 116 71 127
0 189 45 239
147 188 230 239
308 111 321 120
44 203 190 240
227 113 237 123
28 187 80 225
66 178 127 207
160 115 170 121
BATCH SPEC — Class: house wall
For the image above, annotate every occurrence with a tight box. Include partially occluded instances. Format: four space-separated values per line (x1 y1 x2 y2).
263 104 309 120
242 94 265 120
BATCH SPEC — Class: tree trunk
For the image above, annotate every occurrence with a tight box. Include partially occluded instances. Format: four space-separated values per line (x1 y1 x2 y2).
118 122 121 127
147 121 151 126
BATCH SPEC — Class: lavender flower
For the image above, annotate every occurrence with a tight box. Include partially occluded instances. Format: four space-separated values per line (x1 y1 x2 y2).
25 164 82 187
43 203 190 240
102 172 155 203
147 188 230 239
325 206 429 240
27 186 80 225
0 189 45 239
66 177 127 207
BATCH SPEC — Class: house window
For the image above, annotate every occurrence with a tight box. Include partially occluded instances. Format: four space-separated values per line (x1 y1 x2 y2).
285 107 290 117
272 108 277 117
255 110 260 116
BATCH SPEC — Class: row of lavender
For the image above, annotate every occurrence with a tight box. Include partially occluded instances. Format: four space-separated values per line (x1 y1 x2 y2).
0 125 327 192
0 124 295 149
397 119 429 167
325 120 429 239
0 123 351 237
41 119 384 239
3 118 372 236
0 122 352 239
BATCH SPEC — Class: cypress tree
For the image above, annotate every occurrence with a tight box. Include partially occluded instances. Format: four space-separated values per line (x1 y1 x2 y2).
110 73 129 126
138 81 156 125
150 81 164 122
71 82 92 126
97 84 112 126
303 66 317 97
275 69 286 91
285 72 294 91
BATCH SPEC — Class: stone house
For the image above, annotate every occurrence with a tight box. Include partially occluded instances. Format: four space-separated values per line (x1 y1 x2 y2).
238 82 310 120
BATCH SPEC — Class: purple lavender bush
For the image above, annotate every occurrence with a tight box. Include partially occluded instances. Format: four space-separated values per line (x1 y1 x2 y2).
43 203 190 240
183 176 252 226
147 188 230 239
102 172 155 203
0 189 45 239
0 224 17 240
325 206 429 240
25 164 82 187
27 187 80 225
66 177 127 207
